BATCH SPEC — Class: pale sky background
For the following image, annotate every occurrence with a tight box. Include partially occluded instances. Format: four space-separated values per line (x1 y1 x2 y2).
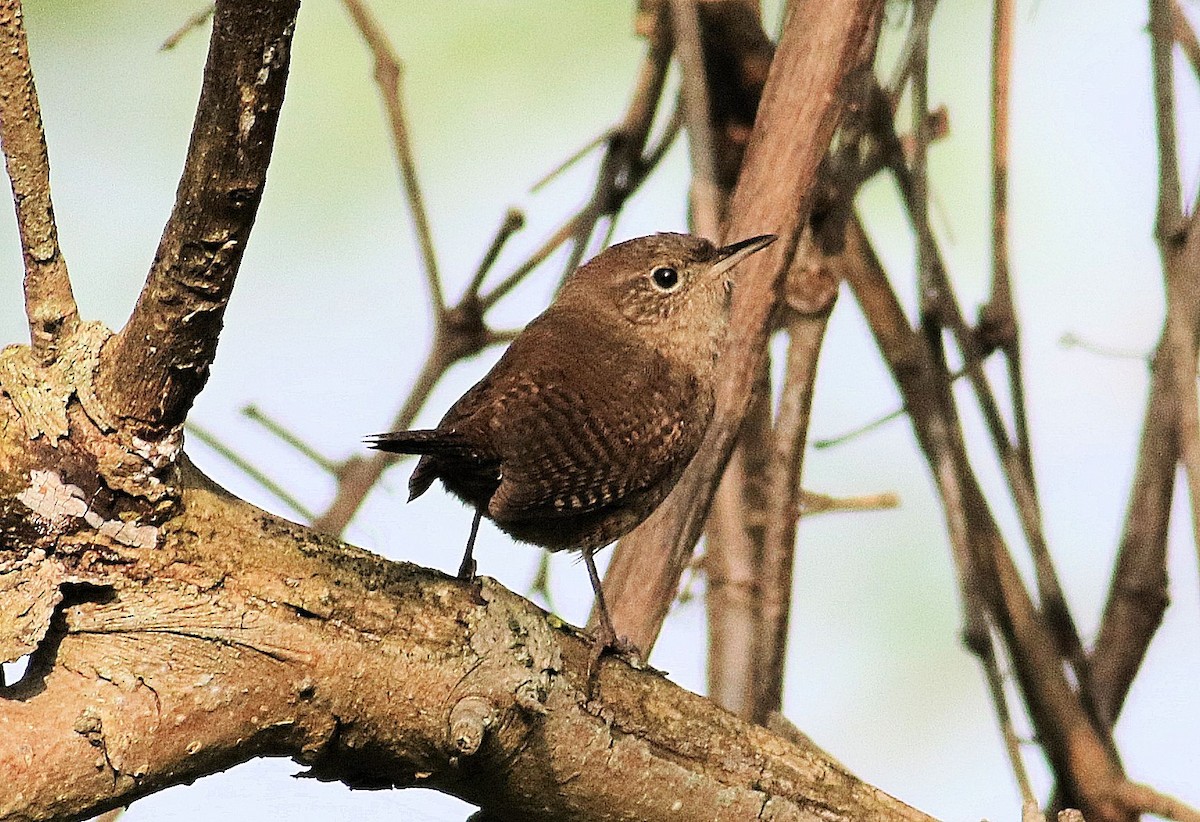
2 1 1198 820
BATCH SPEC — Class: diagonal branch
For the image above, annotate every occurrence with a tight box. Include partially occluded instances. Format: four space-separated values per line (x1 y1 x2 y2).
0 0 79 364
598 0 885 653
342 0 443 314
96 0 300 438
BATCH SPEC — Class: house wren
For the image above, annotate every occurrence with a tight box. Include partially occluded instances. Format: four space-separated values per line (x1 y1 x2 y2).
368 232 775 654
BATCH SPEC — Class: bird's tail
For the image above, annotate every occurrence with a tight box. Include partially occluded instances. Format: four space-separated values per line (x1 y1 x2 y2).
365 429 473 456
365 430 485 502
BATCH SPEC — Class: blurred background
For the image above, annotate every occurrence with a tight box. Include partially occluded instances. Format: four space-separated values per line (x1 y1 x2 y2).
3 1 1198 819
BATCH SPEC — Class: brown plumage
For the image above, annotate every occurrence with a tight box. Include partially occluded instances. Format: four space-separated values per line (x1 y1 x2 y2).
368 231 775 654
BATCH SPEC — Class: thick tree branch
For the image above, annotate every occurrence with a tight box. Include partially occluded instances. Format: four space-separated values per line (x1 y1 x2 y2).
96 0 299 438
0 0 79 363
0 456 935 822
599 0 884 654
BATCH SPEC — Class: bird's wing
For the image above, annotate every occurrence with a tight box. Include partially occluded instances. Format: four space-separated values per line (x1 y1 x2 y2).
484 358 708 524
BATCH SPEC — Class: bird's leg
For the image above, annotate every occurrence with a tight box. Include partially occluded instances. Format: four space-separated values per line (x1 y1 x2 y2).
583 546 617 646
582 545 638 696
458 508 483 580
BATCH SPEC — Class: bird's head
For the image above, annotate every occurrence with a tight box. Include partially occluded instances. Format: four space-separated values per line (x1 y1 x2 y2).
556 232 776 373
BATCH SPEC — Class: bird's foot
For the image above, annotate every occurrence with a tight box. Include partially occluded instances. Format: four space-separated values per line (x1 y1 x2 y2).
456 555 477 581
585 622 641 700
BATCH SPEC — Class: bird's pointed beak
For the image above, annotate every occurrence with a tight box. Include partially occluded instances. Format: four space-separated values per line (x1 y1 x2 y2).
710 233 776 279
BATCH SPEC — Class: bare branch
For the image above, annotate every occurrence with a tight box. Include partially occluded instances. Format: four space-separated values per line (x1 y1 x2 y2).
599 0 885 653
751 302 834 722
871 69 1097 715
670 0 723 236
1090 354 1175 725
312 342 453 533
839 216 1130 817
798 489 899 514
1151 0 1200 561
705 372 771 718
342 0 443 314
160 4 215 51
0 0 79 363
96 0 300 436
186 421 317 522
243 403 339 474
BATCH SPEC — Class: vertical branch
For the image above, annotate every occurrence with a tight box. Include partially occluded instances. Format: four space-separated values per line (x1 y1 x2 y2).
981 0 1036 482
1088 1 1200 729
678 0 779 719
705 367 772 717
670 0 722 237
1090 362 1175 725
750 298 834 722
0 0 79 363
987 0 1013 321
908 0 937 322
1150 0 1200 556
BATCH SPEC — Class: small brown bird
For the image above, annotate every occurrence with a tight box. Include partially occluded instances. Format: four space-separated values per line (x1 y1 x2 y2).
368 231 775 653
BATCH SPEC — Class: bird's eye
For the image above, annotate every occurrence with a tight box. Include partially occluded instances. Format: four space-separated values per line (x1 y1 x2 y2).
651 266 680 291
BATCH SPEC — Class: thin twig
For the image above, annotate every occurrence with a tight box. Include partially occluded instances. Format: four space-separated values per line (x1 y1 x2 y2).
981 621 1037 808
0 0 79 363
530 131 611 192
982 0 1035 481
342 0 443 314
1114 780 1200 822
908 0 937 322
798 489 899 514
242 404 339 474
160 4 215 51
313 344 452 533
1059 332 1149 362
186 423 316 522
479 212 587 310
551 4 676 285
527 553 556 611
465 208 525 296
